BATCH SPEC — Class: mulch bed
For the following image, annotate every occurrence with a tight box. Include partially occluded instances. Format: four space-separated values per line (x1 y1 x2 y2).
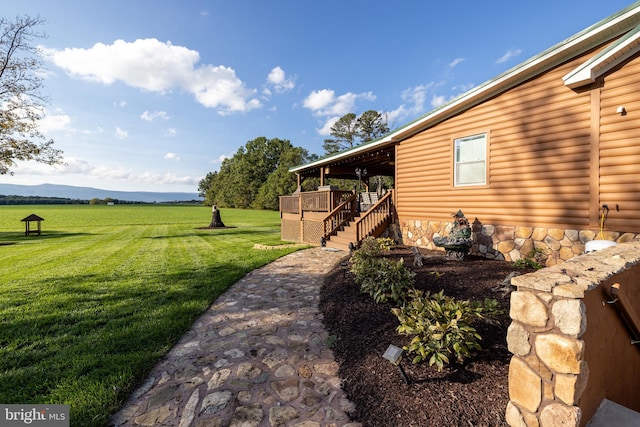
319 246 534 427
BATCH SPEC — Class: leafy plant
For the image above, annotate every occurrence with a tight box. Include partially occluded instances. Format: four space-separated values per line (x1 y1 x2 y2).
349 237 414 305
391 289 503 371
358 257 416 305
513 247 545 270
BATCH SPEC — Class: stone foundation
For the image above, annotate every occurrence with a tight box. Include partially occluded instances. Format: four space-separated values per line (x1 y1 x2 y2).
504 240 640 426
400 218 639 266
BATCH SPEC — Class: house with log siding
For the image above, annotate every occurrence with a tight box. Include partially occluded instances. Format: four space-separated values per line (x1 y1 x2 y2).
281 2 640 266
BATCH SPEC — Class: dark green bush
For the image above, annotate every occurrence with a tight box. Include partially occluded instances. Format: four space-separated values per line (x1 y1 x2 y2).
349 237 414 305
392 289 503 371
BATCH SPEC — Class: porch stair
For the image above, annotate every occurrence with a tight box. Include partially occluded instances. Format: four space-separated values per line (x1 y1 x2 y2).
324 216 360 251
324 213 392 251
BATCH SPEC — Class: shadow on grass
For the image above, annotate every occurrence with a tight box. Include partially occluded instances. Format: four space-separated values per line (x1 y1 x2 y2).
0 231 95 243
0 260 251 427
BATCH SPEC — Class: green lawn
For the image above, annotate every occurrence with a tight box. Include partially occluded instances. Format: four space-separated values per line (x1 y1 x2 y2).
0 205 302 426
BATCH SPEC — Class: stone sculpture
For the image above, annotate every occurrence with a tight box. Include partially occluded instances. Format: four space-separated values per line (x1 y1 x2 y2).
433 210 473 260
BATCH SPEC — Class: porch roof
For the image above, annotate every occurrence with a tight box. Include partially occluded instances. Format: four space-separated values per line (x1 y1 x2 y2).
291 141 396 180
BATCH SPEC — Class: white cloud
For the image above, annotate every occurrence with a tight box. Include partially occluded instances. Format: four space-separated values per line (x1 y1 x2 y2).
39 113 72 133
165 128 177 137
385 83 433 124
164 152 180 160
43 38 261 115
431 95 447 108
303 89 376 135
115 127 128 139
267 66 295 93
496 48 522 64
114 100 127 107
449 57 465 68
141 110 170 121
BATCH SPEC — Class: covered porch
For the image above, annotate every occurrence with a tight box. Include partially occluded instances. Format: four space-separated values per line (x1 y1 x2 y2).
280 141 396 250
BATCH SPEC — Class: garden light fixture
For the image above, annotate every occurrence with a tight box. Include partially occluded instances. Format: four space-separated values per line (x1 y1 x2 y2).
383 344 410 384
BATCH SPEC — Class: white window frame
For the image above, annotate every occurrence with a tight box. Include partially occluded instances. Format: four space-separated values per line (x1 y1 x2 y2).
454 133 487 186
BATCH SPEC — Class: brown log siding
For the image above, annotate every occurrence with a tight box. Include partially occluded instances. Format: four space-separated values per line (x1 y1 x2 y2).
599 53 640 231
395 46 624 232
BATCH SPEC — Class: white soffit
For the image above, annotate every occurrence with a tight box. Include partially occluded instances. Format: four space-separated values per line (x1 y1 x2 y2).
563 25 640 89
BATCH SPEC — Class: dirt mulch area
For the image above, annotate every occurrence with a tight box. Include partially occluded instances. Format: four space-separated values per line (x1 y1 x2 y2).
319 246 534 427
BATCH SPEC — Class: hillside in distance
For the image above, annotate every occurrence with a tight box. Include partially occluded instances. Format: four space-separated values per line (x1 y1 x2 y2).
0 183 202 203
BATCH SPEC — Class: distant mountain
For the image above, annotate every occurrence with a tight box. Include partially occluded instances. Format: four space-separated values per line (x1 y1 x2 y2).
0 183 202 203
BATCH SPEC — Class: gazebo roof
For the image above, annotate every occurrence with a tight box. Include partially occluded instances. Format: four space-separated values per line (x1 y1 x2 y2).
21 214 44 222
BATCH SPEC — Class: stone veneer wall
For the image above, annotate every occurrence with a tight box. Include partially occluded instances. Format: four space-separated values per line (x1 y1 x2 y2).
399 218 639 266
504 239 640 427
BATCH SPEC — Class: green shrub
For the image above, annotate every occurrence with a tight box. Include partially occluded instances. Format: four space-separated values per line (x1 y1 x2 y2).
358 257 416 305
513 247 545 270
349 237 414 305
391 289 503 371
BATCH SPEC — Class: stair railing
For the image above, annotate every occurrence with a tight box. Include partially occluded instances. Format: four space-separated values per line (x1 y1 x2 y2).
355 190 394 243
606 282 640 345
322 192 357 239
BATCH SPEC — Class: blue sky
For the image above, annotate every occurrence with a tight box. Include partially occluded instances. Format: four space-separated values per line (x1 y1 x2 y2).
0 0 634 192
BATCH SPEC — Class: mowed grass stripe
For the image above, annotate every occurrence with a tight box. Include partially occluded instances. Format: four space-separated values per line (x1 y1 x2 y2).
0 206 300 426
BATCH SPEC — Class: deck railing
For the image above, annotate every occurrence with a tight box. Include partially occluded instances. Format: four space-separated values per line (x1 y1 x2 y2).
279 190 353 215
355 190 394 243
322 193 358 238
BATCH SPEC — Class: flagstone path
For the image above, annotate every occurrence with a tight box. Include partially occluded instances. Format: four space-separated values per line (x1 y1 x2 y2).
109 247 361 427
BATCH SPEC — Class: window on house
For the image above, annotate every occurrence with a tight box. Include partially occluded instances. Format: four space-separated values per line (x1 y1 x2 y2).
454 133 486 186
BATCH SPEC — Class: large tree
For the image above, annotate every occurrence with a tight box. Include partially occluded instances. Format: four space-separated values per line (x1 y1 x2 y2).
0 15 62 174
357 110 389 142
202 137 314 210
322 113 357 155
322 110 389 155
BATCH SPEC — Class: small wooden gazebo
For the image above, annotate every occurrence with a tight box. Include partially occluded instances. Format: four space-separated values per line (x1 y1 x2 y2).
21 214 44 236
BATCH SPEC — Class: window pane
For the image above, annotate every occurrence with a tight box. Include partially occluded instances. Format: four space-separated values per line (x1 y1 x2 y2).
454 133 486 186
456 161 485 185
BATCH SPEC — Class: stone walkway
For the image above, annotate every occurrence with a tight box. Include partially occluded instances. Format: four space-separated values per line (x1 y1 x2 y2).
109 247 362 427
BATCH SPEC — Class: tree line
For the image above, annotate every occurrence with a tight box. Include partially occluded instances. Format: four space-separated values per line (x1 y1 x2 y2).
199 110 389 210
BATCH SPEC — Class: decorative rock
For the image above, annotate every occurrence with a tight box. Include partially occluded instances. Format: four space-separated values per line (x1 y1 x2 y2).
298 365 313 379
230 404 264 427
507 322 531 356
263 348 289 369
178 389 200 427
268 405 300 426
551 300 586 337
516 227 533 239
272 378 300 402
237 362 262 379
504 401 526 427
208 369 231 389
508 357 542 413
554 370 588 406
313 361 339 376
134 404 172 426
539 403 580 427
535 334 583 374
510 292 548 327
532 228 547 241
275 364 296 378
201 391 233 414
548 229 565 241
